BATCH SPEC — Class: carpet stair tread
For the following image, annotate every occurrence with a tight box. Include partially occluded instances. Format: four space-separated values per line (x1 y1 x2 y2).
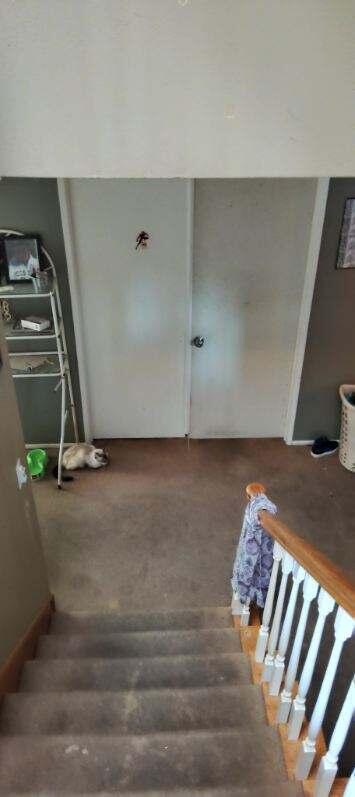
51 607 232 634
0 684 266 735
37 628 241 659
0 728 288 792
20 652 251 692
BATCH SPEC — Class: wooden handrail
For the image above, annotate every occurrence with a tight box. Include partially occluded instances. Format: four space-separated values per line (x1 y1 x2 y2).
246 483 355 618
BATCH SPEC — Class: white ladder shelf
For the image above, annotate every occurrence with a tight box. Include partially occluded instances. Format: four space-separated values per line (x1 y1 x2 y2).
0 229 79 487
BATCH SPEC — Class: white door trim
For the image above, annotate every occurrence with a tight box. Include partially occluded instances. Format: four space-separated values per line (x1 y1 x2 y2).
184 179 194 435
284 178 329 444
57 178 93 442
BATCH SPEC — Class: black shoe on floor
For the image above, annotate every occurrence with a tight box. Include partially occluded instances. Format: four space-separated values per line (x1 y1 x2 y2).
311 436 339 458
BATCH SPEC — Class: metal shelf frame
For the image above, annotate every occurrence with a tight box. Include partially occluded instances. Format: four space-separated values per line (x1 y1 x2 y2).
0 228 79 487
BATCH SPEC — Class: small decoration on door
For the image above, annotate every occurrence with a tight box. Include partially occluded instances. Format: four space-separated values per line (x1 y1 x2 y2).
135 231 150 251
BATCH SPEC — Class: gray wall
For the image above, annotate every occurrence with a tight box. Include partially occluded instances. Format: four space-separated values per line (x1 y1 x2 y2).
0 318 50 667
0 178 84 443
294 178 355 440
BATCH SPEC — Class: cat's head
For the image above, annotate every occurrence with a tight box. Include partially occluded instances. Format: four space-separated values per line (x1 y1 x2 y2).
93 448 109 467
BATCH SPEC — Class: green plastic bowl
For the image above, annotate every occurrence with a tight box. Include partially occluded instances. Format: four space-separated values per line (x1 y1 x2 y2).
26 448 48 479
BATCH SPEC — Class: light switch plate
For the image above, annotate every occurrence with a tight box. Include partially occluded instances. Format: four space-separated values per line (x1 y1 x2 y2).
16 459 28 489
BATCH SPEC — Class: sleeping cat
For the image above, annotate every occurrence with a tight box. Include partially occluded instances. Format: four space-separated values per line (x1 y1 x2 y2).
53 444 109 483
63 444 109 470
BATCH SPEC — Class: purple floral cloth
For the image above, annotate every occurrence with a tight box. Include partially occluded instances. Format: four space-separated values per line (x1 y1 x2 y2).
231 493 277 608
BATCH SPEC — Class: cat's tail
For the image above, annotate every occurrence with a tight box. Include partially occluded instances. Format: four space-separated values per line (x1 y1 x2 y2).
52 465 74 482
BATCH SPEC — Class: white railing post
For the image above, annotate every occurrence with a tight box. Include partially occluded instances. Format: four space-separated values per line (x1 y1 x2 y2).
262 550 294 681
231 592 242 614
277 573 318 723
288 588 335 740
240 600 251 627
255 541 283 662
314 677 355 797
295 607 355 780
269 562 305 696
231 593 251 626
343 768 355 795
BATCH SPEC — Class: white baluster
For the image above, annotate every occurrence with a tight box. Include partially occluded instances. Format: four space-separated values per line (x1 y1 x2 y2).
255 541 283 662
277 573 318 722
231 592 242 615
262 550 293 681
288 588 335 740
344 768 355 796
231 592 250 626
314 677 355 797
240 600 251 626
295 607 355 781
269 562 305 695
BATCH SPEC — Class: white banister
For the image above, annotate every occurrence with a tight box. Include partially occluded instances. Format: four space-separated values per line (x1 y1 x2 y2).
255 541 283 662
277 573 318 722
288 588 335 740
262 550 294 681
295 607 355 780
269 562 305 696
314 677 355 797
343 768 355 795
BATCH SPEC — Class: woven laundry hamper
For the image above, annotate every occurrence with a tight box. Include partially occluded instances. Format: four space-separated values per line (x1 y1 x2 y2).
339 385 355 471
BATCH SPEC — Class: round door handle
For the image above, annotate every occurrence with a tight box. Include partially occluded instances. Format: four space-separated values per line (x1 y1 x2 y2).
191 336 205 348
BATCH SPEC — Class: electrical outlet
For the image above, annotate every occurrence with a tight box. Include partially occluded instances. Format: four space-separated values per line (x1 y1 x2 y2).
16 458 28 490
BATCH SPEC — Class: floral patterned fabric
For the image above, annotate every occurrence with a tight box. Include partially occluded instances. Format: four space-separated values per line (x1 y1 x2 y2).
231 493 277 608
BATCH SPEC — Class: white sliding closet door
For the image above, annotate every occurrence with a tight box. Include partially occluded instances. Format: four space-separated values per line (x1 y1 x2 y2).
190 179 317 437
67 179 191 438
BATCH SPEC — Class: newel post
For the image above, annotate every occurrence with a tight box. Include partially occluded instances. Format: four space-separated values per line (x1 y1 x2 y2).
295 606 355 780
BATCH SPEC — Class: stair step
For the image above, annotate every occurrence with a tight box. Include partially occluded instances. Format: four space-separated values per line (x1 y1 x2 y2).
51 607 232 634
5 786 304 796
0 728 287 792
37 629 241 659
0 685 266 735
20 653 251 692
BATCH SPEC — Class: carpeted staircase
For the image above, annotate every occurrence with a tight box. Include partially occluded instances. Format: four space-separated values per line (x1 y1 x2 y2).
0 607 302 794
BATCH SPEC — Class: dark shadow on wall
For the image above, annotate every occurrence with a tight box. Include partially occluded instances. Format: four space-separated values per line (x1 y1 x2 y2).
294 177 355 441
0 178 84 443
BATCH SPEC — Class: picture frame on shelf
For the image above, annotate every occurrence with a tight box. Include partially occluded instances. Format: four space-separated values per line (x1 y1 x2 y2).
4 235 41 283
336 198 355 269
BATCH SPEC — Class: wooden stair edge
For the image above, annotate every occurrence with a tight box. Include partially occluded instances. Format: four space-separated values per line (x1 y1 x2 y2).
233 613 348 796
0 594 55 699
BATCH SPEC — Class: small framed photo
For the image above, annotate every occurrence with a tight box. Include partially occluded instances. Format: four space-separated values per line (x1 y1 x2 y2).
4 236 41 282
336 198 355 269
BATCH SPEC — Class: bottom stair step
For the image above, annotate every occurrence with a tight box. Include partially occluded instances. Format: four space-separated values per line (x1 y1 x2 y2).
0 728 288 792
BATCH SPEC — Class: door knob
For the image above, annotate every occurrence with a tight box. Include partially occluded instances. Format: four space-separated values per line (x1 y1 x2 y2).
191 336 205 348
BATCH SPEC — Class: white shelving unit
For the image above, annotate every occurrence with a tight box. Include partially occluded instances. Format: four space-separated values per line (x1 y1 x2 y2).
0 230 79 487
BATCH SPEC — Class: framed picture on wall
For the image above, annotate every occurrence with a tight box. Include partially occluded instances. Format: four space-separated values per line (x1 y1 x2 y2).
336 198 355 269
4 236 41 282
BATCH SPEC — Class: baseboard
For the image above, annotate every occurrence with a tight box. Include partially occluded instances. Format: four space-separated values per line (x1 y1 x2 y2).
287 439 339 445
0 595 55 697
286 440 313 445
